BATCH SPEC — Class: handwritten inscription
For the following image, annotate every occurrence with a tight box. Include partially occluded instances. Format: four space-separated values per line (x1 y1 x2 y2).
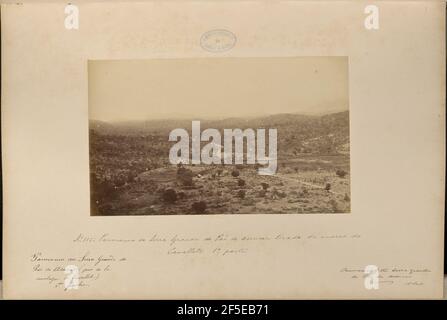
340 266 431 287
72 232 361 257
30 251 127 290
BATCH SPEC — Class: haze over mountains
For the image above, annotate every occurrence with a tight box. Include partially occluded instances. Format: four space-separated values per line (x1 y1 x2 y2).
90 110 350 160
90 110 349 137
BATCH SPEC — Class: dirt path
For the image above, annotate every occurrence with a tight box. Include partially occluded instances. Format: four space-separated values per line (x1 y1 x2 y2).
272 173 344 196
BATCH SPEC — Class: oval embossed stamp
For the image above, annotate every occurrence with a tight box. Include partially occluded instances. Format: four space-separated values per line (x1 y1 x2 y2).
200 29 237 53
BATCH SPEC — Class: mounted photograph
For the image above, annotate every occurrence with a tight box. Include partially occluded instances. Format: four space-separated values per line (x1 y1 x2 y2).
88 57 351 215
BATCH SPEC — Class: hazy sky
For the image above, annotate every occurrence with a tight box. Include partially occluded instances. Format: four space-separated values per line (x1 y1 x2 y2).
89 57 349 122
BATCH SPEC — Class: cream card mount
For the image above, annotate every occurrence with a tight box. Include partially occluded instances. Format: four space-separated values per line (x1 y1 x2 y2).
1 1 445 299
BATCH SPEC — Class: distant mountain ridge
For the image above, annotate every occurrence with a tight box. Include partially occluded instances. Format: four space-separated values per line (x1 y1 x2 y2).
90 111 348 136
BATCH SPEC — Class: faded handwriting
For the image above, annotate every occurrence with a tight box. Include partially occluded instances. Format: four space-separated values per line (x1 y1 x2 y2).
30 251 127 290
73 232 361 256
340 266 431 287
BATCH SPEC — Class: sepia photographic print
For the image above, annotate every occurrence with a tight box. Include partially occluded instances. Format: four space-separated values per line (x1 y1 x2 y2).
89 57 351 216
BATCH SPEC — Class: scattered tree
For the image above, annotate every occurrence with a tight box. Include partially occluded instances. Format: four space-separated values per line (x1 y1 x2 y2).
162 189 177 203
336 169 347 178
231 170 240 178
177 167 194 186
191 201 207 214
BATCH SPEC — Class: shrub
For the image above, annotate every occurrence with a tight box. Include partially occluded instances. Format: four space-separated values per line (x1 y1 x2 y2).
177 167 194 186
114 176 126 187
126 172 136 183
274 189 287 198
162 189 177 203
261 182 269 190
238 179 246 187
191 201 207 214
325 183 331 191
231 170 240 178
237 190 246 199
336 169 347 178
